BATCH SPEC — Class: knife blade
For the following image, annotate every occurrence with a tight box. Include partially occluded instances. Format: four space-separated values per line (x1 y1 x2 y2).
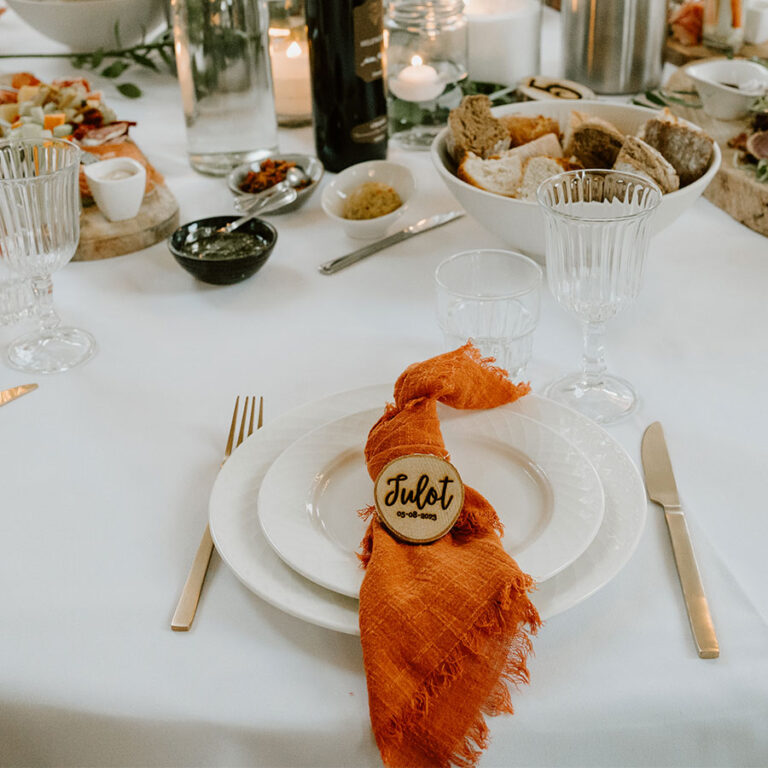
641 422 719 659
318 210 465 275
0 383 38 407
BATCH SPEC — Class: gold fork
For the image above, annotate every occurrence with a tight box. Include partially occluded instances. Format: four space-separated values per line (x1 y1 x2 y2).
171 395 263 631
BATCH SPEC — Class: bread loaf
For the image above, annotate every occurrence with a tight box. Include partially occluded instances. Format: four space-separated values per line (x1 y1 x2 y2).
458 152 523 196
500 114 561 148
566 115 625 169
637 109 714 187
504 132 564 162
517 156 582 200
613 136 680 194
446 95 510 163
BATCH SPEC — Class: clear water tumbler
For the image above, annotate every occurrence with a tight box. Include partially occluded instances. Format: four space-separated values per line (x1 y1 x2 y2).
435 249 542 380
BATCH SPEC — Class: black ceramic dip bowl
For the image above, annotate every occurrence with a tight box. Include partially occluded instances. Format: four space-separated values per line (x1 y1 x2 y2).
168 216 278 285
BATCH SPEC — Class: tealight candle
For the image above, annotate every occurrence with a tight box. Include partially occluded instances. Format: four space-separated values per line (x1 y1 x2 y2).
389 55 444 103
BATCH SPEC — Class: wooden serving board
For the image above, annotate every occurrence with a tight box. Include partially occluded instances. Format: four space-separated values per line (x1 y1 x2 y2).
665 37 768 66
665 67 768 237
74 181 180 262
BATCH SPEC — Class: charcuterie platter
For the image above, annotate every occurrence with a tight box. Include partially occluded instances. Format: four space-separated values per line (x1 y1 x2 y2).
0 71 179 260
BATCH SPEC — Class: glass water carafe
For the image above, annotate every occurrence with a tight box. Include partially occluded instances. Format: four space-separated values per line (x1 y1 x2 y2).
171 0 279 176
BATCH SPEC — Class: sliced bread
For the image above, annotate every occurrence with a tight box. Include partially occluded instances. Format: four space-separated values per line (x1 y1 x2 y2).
613 135 679 194
503 132 564 162
499 114 561 148
637 108 714 187
562 110 588 156
457 152 523 196
517 156 581 200
566 115 625 169
446 95 510 162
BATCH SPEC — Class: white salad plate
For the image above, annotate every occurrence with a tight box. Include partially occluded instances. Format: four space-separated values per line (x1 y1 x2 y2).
257 406 605 597
209 385 647 634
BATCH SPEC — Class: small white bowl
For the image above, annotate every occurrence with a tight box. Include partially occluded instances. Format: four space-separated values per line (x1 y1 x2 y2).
684 59 768 120
321 160 414 239
84 157 146 222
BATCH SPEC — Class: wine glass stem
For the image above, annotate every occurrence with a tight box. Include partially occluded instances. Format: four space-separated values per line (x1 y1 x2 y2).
32 276 60 333
581 321 607 388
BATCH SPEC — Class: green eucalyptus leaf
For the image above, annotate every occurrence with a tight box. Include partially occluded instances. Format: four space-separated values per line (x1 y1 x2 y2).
659 91 702 108
117 82 142 99
644 90 667 107
158 45 175 72
101 60 130 78
129 51 159 71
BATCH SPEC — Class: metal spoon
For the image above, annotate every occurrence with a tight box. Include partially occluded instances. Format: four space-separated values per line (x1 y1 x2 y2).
217 185 297 235
233 165 310 214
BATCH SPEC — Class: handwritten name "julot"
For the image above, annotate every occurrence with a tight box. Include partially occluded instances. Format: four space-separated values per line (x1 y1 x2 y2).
384 473 455 511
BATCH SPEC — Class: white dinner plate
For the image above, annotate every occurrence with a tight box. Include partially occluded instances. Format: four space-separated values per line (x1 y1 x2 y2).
257 407 604 596
209 385 646 634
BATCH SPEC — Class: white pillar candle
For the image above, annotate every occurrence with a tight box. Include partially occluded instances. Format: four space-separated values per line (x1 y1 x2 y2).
389 55 444 102
465 0 541 86
270 35 312 119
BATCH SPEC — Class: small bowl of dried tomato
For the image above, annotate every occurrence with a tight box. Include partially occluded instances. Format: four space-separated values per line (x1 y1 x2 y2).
227 153 324 214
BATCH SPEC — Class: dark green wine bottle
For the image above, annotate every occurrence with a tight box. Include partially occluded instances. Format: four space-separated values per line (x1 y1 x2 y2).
306 0 388 172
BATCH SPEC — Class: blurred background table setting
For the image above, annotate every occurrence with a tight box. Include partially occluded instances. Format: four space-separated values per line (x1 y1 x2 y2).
1 0 767 766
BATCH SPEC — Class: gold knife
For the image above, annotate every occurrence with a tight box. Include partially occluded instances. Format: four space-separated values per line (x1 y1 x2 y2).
0 383 38 407
641 422 719 659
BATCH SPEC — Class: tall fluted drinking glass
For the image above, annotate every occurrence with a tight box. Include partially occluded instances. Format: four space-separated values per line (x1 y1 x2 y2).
537 170 661 424
0 138 95 373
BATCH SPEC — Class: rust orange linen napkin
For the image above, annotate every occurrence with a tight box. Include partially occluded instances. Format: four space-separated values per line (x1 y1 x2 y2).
358 343 541 768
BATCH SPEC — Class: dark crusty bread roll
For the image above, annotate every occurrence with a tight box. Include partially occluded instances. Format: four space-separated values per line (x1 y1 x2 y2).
638 109 714 187
446 95 510 163
565 115 625 169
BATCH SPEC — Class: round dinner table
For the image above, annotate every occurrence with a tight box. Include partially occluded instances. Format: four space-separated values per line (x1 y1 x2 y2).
1 6 767 767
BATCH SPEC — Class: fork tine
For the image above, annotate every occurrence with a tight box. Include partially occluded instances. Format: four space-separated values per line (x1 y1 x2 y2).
248 395 256 437
223 396 240 460
256 396 264 431
237 396 249 447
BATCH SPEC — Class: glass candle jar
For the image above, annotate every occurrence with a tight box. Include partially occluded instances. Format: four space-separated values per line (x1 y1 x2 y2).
268 0 312 126
386 0 468 151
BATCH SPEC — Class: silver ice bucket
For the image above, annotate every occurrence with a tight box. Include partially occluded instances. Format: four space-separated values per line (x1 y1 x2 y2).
562 0 667 94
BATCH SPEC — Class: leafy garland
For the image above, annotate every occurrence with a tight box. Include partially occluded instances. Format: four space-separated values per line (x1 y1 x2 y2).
631 88 702 110
0 25 175 99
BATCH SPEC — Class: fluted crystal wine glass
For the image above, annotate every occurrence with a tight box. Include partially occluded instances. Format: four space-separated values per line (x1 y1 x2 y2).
0 138 95 373
537 170 662 424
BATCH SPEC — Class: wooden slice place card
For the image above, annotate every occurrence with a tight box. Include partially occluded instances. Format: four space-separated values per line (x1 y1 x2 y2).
373 454 465 544
517 76 595 102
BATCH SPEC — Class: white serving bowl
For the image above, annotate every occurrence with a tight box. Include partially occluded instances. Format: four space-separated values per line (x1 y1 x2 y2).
321 160 414 239
684 59 768 120
430 100 721 263
6 0 166 51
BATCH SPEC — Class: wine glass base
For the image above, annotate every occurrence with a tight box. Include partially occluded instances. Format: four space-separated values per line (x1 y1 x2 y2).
545 373 639 425
7 327 96 374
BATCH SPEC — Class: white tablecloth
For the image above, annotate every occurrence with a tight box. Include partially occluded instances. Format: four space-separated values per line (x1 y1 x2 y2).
1 8 767 767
